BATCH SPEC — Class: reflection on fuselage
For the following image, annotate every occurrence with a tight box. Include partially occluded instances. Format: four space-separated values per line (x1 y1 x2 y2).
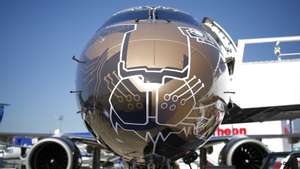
76 6 230 162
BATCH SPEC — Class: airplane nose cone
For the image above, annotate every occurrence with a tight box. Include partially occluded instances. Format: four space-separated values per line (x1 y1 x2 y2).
76 20 230 161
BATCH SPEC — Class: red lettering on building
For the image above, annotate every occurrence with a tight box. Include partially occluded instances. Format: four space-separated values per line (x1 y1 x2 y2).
215 127 247 136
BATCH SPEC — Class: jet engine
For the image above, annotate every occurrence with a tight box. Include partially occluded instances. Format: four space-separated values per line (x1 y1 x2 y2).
26 137 81 169
218 138 269 169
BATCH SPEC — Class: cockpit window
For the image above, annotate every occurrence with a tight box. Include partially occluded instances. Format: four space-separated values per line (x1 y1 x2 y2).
102 7 150 28
101 6 200 28
155 7 200 27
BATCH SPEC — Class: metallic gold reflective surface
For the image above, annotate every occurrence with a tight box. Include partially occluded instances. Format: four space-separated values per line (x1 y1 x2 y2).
76 10 230 162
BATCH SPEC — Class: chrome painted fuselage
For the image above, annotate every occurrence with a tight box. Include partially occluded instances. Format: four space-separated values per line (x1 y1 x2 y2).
76 6 230 162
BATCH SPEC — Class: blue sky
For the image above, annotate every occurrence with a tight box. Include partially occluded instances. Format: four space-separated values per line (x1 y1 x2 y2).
0 0 299 133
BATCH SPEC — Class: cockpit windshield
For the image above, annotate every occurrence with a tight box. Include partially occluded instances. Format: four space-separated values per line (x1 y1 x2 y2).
155 7 200 27
102 7 150 28
102 6 200 28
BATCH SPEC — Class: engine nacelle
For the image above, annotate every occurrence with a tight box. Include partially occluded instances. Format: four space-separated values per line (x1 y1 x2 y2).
219 137 269 169
26 137 81 169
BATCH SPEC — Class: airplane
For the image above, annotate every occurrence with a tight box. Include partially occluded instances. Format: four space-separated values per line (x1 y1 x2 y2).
1 6 300 169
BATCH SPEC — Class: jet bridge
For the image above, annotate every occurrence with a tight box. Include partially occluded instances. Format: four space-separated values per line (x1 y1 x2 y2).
225 36 300 123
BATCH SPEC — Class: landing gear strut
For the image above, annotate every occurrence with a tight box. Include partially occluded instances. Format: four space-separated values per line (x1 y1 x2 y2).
199 148 207 169
92 147 101 169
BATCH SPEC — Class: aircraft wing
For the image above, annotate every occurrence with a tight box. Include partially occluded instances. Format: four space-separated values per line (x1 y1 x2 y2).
224 36 300 124
64 132 107 148
223 104 300 124
0 132 103 148
206 132 300 146
0 132 49 145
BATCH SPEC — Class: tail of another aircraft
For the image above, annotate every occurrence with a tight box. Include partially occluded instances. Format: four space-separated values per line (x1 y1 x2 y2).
0 103 9 123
